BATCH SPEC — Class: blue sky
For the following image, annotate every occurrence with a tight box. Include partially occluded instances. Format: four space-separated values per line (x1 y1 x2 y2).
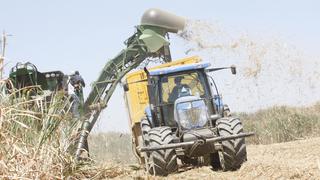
1 0 319 132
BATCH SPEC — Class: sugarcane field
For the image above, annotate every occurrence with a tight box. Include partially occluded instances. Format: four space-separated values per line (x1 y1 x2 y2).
1 1 320 179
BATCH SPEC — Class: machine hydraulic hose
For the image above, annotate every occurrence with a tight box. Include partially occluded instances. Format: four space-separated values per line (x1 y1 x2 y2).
76 8 185 159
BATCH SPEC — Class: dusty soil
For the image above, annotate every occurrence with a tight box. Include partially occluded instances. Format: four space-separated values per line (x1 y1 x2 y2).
112 137 320 179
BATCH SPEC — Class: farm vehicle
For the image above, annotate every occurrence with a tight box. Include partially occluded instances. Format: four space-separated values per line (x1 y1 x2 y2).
7 62 85 119
8 62 69 97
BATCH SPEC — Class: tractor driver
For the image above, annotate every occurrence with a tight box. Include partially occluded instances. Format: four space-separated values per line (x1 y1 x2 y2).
168 76 191 103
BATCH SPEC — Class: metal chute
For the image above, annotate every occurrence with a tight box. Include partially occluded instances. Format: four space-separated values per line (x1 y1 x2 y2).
141 8 185 33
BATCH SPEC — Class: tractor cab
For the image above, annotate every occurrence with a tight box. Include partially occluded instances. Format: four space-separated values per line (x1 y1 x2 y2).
145 62 227 131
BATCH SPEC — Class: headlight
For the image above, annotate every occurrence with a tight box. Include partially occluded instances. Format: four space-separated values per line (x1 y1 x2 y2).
176 100 208 129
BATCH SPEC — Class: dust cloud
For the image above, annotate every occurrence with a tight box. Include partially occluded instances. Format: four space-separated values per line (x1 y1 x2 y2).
177 20 320 112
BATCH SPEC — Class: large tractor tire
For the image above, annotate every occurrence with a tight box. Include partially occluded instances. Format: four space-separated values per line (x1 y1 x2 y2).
141 117 151 146
146 127 178 176
216 117 247 171
136 117 152 167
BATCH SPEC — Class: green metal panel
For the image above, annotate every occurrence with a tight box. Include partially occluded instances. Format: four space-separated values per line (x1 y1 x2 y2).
139 29 169 52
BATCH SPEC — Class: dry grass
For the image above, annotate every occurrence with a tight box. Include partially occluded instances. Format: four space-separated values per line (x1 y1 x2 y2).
1 76 320 178
0 80 74 179
239 103 320 144
88 132 137 164
0 80 131 179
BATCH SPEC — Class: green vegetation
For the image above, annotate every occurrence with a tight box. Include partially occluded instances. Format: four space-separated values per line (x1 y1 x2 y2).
239 103 320 144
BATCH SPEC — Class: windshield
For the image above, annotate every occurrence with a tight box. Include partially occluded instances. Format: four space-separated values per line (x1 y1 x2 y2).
159 71 208 127
160 71 207 104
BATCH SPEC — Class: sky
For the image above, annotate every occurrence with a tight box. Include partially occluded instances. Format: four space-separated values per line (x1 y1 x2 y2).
1 0 320 132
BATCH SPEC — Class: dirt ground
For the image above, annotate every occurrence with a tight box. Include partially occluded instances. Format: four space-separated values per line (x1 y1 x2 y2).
112 137 320 179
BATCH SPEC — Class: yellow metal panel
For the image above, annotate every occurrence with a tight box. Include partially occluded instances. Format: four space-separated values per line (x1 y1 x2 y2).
124 56 202 127
126 56 202 80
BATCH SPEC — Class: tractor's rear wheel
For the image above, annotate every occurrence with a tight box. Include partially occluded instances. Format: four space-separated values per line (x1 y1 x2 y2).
216 117 247 171
146 127 178 176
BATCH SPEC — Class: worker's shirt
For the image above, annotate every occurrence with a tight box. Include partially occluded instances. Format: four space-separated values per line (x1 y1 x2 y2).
70 74 85 87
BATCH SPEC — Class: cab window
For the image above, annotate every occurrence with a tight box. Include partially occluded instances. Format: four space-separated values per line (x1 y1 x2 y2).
159 71 207 127
161 71 206 104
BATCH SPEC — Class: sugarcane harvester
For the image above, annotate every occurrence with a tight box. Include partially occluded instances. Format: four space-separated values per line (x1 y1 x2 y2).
75 9 186 158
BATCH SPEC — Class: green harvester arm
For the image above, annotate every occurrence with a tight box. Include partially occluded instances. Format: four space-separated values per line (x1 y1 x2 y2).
76 8 185 159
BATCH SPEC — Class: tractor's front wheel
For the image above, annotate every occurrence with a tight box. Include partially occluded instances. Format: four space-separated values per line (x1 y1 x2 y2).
216 117 247 171
138 117 152 167
145 127 178 176
141 117 151 146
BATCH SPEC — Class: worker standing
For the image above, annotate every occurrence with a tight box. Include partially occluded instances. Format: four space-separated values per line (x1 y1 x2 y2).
69 71 85 118
70 71 85 102
70 71 85 88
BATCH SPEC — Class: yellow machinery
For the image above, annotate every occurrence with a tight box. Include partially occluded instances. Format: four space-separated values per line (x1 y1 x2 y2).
125 56 201 126
124 56 201 161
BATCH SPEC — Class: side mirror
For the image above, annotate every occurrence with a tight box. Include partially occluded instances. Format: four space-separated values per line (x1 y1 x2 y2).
231 65 236 75
123 84 129 92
